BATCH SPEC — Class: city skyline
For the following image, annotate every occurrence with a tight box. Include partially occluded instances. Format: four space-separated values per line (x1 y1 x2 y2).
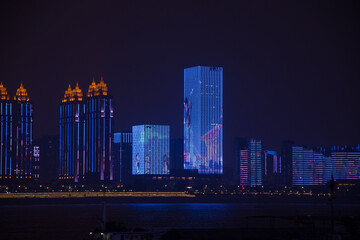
1 1 359 157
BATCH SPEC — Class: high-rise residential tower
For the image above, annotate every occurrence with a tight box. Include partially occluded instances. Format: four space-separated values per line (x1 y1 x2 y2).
59 83 84 182
85 77 114 181
184 66 223 174
59 77 114 182
0 83 34 182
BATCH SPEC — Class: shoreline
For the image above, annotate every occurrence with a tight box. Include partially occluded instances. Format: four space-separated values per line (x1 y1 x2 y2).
0 193 358 205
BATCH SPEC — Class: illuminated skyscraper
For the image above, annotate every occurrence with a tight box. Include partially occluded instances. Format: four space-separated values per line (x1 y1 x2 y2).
132 125 170 175
184 66 223 174
0 83 34 181
59 77 114 182
59 83 84 182
234 138 263 186
85 77 114 181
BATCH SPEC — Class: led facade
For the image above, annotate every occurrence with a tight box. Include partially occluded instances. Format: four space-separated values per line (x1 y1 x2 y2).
184 66 223 174
0 83 34 181
235 138 263 186
59 77 113 182
331 151 360 180
132 125 170 175
292 146 333 186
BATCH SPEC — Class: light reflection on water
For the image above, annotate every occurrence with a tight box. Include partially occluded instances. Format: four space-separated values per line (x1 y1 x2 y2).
1 203 358 240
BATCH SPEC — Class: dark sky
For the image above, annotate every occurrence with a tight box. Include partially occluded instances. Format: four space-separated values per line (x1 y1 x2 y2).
1 1 359 174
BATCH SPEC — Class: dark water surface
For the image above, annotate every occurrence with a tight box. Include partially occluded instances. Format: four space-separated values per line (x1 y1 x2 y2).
1 202 359 240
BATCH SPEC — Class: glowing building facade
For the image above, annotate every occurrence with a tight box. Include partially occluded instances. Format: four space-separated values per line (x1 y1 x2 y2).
59 77 114 182
184 66 223 174
132 125 170 175
235 138 263 186
292 146 333 186
59 83 84 182
331 145 360 180
0 83 34 181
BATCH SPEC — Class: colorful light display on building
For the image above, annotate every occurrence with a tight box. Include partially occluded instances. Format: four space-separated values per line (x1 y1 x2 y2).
184 66 223 174
132 125 170 175
331 150 360 180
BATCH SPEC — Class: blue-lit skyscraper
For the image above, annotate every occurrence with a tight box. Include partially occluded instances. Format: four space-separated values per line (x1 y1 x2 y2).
132 125 170 175
0 83 34 182
85 77 114 181
59 77 114 182
184 66 223 174
59 83 84 182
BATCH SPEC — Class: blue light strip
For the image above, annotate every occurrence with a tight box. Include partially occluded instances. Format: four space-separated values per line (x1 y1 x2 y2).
59 105 62 176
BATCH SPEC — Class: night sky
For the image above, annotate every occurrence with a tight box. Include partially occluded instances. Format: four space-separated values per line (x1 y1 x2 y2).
1 1 359 176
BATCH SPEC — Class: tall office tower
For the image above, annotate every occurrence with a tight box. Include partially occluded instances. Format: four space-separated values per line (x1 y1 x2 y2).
113 132 132 183
184 66 223 174
59 83 84 182
331 145 360 180
0 83 34 182
281 140 294 186
234 138 263 186
85 77 114 181
132 125 170 175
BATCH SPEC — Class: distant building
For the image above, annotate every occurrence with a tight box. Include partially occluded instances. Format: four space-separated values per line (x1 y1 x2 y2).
264 151 280 175
132 125 170 175
34 135 59 183
281 140 294 187
59 77 114 183
331 145 360 181
234 138 263 187
170 138 183 173
263 150 281 187
33 146 40 180
0 83 34 182
292 146 333 186
184 66 223 174
113 132 132 183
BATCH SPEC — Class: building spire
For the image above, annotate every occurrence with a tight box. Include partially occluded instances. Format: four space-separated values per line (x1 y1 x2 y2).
0 82 9 100
14 83 30 101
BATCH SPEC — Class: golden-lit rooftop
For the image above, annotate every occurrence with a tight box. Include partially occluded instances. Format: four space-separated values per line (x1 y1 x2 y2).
0 82 10 100
87 76 108 97
14 83 30 102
